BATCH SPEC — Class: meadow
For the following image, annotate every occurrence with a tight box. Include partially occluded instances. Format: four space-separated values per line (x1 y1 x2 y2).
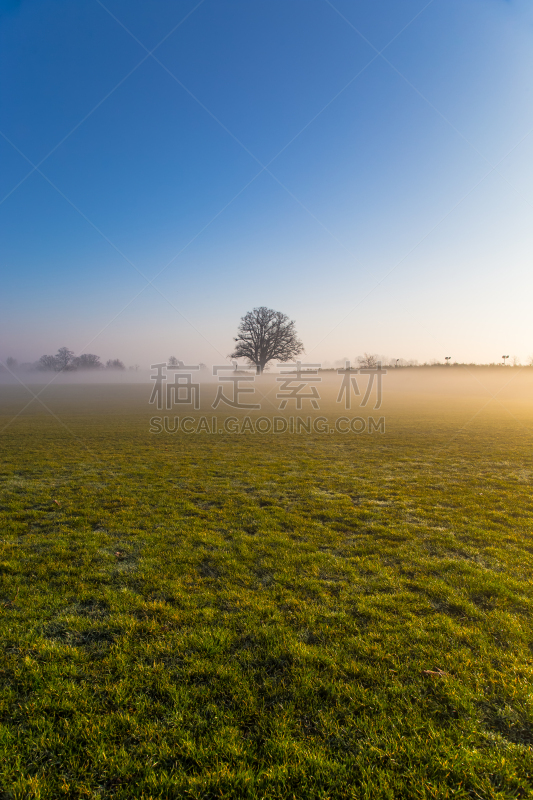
1 369 533 799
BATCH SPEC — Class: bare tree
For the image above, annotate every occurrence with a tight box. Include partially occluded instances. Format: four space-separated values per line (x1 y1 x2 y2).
106 359 126 370
55 347 76 371
74 353 102 370
37 348 80 371
37 354 57 371
357 353 378 369
36 348 75 371
230 307 304 374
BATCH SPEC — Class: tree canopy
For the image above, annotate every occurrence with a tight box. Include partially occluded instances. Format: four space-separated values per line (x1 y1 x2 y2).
230 307 304 374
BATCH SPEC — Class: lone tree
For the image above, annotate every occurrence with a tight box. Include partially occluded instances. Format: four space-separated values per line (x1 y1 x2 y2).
230 307 304 374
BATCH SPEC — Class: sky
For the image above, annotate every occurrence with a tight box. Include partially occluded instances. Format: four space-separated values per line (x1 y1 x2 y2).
1 0 533 368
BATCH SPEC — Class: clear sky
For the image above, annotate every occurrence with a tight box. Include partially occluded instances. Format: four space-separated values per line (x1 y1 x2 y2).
1 0 532 367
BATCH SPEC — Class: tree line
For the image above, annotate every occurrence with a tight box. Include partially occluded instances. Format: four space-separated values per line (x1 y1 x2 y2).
2 348 127 372
2 307 531 374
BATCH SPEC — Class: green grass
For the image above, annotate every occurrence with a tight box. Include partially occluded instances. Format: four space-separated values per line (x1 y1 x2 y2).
1 379 533 799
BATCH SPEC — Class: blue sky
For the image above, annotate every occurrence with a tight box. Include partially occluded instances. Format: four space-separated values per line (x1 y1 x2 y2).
1 0 532 366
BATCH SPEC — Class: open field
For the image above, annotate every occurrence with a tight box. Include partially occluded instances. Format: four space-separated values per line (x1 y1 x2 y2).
1 371 533 799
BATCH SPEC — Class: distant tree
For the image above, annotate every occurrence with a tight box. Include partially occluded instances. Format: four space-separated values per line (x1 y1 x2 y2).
6 357 17 370
105 359 125 370
357 353 378 369
168 356 178 366
37 354 58 371
230 307 304 374
199 363 207 371
55 347 76 371
74 353 102 370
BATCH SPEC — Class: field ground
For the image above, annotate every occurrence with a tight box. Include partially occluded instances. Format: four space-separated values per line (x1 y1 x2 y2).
1 370 533 798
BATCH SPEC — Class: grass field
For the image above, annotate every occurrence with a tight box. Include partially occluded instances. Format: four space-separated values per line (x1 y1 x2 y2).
1 371 533 798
